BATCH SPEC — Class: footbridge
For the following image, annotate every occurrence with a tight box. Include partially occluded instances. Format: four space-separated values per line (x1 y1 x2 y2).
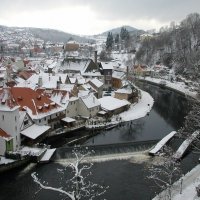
149 131 177 155
173 131 200 160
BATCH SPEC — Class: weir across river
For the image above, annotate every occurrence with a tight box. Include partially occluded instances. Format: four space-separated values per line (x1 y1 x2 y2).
54 140 159 160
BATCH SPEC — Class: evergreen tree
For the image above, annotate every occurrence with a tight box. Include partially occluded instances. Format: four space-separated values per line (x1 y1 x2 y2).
115 34 120 44
106 32 114 51
120 27 130 41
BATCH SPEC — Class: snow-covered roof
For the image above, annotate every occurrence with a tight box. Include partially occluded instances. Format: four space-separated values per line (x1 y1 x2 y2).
62 117 76 123
82 71 102 77
17 73 68 90
115 88 132 94
78 90 90 97
62 59 91 73
89 78 103 88
98 96 130 111
112 70 126 79
80 93 100 108
20 124 50 139
101 62 114 70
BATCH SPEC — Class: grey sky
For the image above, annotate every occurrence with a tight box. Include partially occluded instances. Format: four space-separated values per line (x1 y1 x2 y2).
0 0 199 35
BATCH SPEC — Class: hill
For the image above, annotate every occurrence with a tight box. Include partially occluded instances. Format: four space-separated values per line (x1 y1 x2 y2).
28 27 92 43
100 25 139 36
0 25 92 43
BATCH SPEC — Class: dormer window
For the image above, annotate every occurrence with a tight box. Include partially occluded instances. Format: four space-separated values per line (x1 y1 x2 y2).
37 106 43 110
44 103 49 108
50 102 56 106
18 96 22 100
37 95 41 100
1 99 5 104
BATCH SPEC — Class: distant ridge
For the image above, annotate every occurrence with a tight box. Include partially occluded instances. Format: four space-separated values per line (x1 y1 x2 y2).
0 25 93 43
100 25 139 36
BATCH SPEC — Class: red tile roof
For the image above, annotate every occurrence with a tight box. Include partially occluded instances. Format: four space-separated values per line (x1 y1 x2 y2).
18 71 33 80
0 128 11 138
0 87 61 115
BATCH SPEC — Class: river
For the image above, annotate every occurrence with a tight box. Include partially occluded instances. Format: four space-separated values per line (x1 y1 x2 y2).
0 83 197 200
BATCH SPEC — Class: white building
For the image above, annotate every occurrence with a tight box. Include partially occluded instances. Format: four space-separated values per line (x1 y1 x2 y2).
0 88 21 155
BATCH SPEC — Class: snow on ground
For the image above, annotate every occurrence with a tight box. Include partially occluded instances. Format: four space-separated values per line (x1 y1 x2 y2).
118 90 154 122
0 156 15 165
153 164 200 200
143 77 197 98
19 146 46 157
112 52 135 67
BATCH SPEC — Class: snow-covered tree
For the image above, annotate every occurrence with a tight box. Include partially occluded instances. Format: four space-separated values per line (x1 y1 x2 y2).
106 32 114 51
147 147 182 200
32 148 108 200
178 99 200 151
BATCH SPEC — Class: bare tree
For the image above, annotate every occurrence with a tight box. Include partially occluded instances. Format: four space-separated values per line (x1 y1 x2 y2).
147 147 182 200
32 148 108 200
178 99 200 151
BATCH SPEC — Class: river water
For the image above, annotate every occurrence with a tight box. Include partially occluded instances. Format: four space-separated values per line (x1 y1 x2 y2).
0 83 197 200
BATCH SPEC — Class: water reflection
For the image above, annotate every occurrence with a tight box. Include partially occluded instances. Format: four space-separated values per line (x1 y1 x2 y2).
83 83 189 146
139 83 190 129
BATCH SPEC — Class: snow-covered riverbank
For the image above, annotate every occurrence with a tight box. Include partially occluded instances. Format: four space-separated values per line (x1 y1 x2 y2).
140 77 197 99
118 89 154 122
153 164 200 200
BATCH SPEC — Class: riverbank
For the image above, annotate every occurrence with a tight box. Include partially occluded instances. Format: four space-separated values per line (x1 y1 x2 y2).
139 77 197 99
0 156 30 173
86 89 154 131
118 89 154 121
153 164 200 200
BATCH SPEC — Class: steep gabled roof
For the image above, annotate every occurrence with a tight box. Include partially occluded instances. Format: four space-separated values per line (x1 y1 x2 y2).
80 93 100 109
0 88 19 111
10 87 62 117
89 78 103 88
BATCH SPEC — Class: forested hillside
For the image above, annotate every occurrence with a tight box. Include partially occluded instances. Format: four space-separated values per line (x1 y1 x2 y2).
135 13 200 80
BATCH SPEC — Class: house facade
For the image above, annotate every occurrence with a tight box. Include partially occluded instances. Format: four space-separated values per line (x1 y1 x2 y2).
78 93 100 118
99 62 113 89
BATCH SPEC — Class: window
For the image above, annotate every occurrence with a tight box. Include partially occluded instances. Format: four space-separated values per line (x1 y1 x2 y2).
105 75 111 80
39 119 41 123
2 115 4 121
15 116 17 122
24 120 29 126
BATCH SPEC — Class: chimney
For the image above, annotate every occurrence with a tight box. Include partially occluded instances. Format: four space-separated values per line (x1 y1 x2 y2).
38 76 42 87
57 81 61 89
94 50 97 66
127 66 129 79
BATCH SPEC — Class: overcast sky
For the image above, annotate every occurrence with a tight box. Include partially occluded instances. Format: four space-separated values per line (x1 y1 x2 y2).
0 0 200 35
